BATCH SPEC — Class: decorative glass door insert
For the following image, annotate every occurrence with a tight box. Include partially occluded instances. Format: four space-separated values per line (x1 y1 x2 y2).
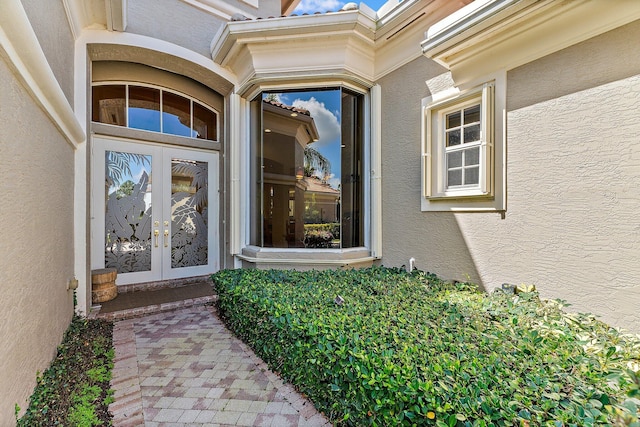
92 137 219 285
104 151 153 273
169 157 209 269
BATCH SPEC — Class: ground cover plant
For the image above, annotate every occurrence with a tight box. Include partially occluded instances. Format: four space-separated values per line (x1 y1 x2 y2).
17 317 114 426
213 267 640 426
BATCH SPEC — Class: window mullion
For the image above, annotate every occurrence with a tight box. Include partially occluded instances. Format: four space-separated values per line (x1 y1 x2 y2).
159 89 164 134
125 84 129 127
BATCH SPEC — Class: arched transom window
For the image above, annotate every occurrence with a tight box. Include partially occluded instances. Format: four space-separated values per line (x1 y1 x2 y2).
92 83 218 141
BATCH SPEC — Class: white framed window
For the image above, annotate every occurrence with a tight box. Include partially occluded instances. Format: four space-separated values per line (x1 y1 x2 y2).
92 83 219 142
421 74 506 212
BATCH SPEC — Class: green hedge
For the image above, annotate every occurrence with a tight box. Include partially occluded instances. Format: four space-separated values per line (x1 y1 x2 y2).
213 267 640 426
305 223 340 239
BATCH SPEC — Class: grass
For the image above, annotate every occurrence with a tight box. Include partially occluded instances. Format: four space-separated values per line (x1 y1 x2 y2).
213 267 640 426
17 316 114 427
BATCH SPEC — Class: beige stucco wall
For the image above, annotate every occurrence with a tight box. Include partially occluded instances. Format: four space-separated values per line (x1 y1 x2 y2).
457 20 640 331
125 0 278 59
0 58 75 423
126 0 224 58
377 56 482 286
20 0 75 105
378 21 640 332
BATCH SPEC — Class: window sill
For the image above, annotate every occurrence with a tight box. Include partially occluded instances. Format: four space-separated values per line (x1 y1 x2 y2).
421 196 505 213
237 246 376 268
426 191 492 201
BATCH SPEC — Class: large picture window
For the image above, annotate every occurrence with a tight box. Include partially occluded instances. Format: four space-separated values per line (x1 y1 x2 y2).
252 88 363 249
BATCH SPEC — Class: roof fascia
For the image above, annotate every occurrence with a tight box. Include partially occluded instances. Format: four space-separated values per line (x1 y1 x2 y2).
422 0 640 85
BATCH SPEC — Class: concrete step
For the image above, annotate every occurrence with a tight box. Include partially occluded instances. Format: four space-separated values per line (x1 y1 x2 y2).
89 279 216 321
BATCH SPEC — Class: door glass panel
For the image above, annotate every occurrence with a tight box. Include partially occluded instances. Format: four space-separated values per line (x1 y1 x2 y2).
171 158 208 268
129 86 161 132
163 92 192 137
104 151 153 273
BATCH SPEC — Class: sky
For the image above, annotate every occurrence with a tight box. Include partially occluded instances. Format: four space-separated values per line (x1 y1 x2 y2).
293 0 391 14
267 90 343 189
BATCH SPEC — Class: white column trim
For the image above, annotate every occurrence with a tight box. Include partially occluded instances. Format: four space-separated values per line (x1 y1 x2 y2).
370 84 382 259
0 0 85 148
229 94 242 255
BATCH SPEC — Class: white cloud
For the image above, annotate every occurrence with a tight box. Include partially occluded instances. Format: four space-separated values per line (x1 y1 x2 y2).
328 175 341 189
292 97 340 147
293 0 345 13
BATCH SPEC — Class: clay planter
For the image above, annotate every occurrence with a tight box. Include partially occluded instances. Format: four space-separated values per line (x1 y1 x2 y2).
91 268 118 303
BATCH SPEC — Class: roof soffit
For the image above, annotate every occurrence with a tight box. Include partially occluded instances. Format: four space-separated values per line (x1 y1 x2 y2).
373 0 473 79
422 0 640 85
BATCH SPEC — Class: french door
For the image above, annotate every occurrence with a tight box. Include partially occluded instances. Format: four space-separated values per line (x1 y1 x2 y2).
91 136 219 285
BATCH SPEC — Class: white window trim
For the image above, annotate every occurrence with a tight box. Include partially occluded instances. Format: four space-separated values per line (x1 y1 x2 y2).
234 83 379 263
421 71 506 213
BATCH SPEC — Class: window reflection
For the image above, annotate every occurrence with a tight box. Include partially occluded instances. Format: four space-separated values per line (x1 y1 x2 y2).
163 92 191 137
193 103 217 141
128 86 161 132
256 89 363 249
92 85 126 126
92 84 219 141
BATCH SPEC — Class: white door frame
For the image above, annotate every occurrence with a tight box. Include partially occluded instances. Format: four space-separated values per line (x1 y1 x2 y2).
91 135 219 285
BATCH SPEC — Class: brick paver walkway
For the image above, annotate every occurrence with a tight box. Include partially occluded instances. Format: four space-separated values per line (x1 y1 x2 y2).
109 305 331 426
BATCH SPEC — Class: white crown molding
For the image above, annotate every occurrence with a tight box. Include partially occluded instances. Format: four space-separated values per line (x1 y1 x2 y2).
0 0 85 147
211 11 377 96
422 0 640 85
211 1 473 94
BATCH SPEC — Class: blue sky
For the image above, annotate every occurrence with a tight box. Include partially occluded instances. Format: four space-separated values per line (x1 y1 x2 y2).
293 0 391 13
268 90 343 189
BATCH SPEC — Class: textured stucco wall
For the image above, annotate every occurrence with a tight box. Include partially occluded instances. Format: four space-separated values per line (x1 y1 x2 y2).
456 20 640 331
20 0 75 106
377 56 482 286
378 21 640 332
0 59 75 424
126 0 237 58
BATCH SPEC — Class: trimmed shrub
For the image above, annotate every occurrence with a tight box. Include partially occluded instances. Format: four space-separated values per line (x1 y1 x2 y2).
213 267 640 426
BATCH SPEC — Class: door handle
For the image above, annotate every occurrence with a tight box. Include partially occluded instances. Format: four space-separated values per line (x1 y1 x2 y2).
154 229 159 247
164 229 169 247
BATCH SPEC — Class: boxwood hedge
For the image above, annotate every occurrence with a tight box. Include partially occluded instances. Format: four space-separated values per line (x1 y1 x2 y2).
212 267 640 426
